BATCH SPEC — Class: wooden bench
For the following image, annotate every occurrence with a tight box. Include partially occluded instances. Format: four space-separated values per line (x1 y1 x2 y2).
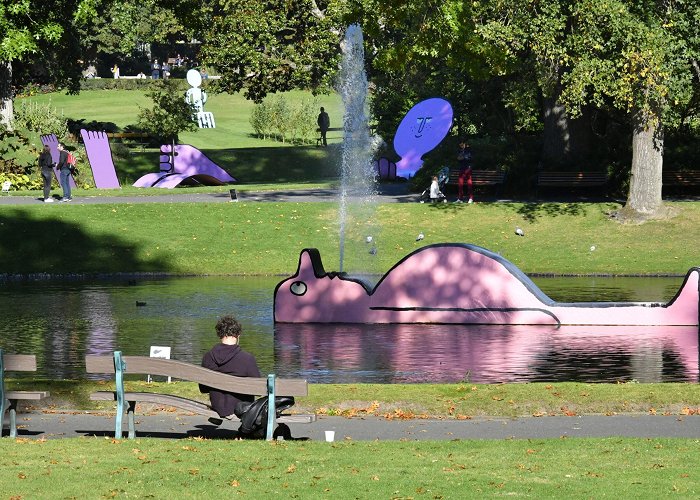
536 171 607 195
106 132 152 151
663 170 700 191
447 169 507 187
1 350 50 438
446 169 507 197
85 352 316 440
316 127 343 146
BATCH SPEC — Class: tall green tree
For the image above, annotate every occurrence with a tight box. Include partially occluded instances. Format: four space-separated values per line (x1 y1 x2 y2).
0 0 98 127
200 0 343 102
475 0 700 219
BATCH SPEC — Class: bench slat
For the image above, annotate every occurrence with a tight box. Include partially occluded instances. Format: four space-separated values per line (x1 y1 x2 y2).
663 171 700 186
90 391 316 424
86 355 309 396
5 391 49 400
2 355 38 372
537 172 607 187
447 169 506 186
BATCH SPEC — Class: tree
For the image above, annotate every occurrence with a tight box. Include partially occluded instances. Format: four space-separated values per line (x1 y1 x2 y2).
200 0 343 102
0 0 97 127
137 79 198 166
474 0 700 220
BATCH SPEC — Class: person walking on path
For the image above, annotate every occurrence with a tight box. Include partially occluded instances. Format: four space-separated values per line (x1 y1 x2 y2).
56 143 72 202
317 107 330 146
456 141 473 203
200 315 261 421
38 144 54 202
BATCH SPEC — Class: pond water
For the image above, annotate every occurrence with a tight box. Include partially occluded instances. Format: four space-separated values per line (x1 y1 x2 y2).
0 275 696 383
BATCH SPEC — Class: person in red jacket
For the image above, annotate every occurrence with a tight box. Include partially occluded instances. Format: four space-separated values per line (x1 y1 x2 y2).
200 315 261 420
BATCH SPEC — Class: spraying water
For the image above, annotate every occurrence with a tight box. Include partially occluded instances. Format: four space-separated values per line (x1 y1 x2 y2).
337 24 379 277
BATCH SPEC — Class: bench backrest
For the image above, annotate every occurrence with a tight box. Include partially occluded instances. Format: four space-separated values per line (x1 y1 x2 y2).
85 355 308 396
448 169 506 184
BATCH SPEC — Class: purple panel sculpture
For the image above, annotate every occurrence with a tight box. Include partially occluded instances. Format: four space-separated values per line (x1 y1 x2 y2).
375 157 397 181
274 244 700 326
80 130 121 189
133 144 236 189
393 98 453 178
40 134 77 189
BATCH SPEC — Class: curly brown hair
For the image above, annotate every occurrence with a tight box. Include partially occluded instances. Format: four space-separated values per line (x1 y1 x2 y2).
215 315 242 338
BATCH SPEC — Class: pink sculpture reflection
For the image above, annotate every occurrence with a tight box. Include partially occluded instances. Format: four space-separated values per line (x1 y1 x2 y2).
275 323 699 383
274 244 699 326
393 98 453 178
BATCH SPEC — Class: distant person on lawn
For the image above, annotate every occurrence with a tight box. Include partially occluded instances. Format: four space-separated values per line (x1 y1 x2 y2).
200 315 261 420
317 107 330 146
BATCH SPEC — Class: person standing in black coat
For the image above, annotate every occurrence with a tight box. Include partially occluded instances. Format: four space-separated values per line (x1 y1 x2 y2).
200 315 261 419
38 144 54 202
317 107 330 146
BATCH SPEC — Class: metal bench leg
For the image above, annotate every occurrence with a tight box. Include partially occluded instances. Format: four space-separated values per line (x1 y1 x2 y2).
8 399 17 438
266 374 277 441
0 398 7 438
127 401 136 439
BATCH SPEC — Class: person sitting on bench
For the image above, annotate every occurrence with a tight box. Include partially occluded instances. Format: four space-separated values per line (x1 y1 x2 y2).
200 315 261 421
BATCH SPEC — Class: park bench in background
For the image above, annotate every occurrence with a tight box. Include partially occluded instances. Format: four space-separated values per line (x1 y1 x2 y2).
316 127 343 146
447 169 507 196
1 350 50 438
663 170 700 193
106 132 151 151
536 171 608 196
85 352 316 440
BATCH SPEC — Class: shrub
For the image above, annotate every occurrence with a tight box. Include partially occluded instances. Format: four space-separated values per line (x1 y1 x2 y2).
13 100 69 138
0 171 43 191
250 95 319 144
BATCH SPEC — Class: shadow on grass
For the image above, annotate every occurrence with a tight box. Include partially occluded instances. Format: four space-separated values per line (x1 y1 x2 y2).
421 200 592 222
513 202 589 222
0 210 175 274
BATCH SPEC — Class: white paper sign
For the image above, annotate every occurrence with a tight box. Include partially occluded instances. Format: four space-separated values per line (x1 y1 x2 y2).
148 346 172 382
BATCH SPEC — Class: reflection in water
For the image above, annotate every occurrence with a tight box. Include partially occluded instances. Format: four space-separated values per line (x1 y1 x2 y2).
0 275 696 383
274 323 698 383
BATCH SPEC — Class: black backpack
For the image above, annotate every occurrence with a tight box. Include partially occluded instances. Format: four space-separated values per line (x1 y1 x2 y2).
234 396 295 438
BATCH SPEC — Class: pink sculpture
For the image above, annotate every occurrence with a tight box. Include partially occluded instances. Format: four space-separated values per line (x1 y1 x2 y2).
274 244 699 326
393 98 453 178
133 144 235 188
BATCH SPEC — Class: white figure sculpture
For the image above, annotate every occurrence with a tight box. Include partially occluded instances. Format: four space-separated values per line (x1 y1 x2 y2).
185 69 215 128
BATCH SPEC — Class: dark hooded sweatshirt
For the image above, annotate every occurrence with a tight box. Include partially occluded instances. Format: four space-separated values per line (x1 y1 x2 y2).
200 343 261 417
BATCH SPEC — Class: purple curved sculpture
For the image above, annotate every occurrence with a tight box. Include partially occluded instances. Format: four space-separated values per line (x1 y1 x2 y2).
274 244 700 326
393 98 453 178
133 144 235 188
40 134 77 189
80 130 121 189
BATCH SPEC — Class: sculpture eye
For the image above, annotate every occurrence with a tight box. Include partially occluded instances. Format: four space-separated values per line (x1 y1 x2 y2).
290 281 307 296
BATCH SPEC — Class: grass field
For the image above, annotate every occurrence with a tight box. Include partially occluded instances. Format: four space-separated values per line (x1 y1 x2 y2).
19 89 346 185
1 201 699 276
1 438 699 497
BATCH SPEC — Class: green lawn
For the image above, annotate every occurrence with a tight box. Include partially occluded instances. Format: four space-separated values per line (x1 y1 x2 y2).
1 201 699 276
20 89 345 185
1 438 699 497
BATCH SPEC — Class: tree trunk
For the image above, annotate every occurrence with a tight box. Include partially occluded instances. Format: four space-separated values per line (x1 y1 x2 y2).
0 61 13 130
625 111 664 216
541 96 571 166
